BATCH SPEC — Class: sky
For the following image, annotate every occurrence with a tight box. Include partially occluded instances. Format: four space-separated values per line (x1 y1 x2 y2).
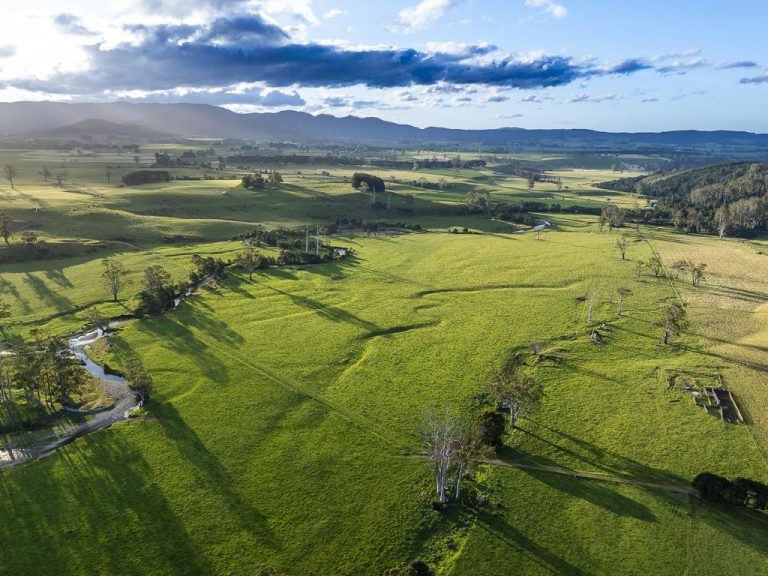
0 0 766 132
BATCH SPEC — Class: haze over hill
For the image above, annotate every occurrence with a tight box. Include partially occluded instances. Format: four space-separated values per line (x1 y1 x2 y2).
3 102 768 149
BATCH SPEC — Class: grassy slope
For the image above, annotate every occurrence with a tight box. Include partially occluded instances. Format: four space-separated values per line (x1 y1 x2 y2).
1 220 766 575
651 229 768 459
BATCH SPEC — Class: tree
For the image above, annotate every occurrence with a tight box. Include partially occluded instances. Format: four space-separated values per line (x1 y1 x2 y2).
41 166 51 183
715 205 730 239
689 261 707 287
143 264 171 295
586 289 600 324
268 170 283 188
424 410 458 504
85 307 108 332
647 255 663 277
488 369 544 429
602 205 625 231
101 258 130 302
21 230 38 247
615 236 628 260
635 260 645 282
125 357 153 402
4 164 17 189
616 287 632 316
0 212 12 244
657 302 686 345
670 259 690 280
527 175 535 189
236 245 264 280
478 411 506 448
54 167 68 186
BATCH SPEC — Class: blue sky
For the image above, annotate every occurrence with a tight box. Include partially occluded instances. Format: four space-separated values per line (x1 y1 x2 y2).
1 0 766 131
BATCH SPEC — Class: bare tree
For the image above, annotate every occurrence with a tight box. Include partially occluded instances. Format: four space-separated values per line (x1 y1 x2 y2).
670 259 689 280
586 289 600 324
635 261 645 282
616 287 632 316
101 257 130 302
615 236 628 260
689 261 707 287
4 165 17 189
488 369 544 429
657 303 686 345
646 255 663 277
424 410 458 504
715 205 729 240
41 166 51 183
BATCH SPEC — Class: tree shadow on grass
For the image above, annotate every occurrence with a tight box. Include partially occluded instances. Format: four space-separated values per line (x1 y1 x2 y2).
155 403 281 550
504 422 688 486
501 452 658 522
254 281 381 332
0 429 219 576
21 272 74 310
474 509 585 575
696 501 768 557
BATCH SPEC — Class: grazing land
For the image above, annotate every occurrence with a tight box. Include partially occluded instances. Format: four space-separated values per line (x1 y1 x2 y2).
0 147 767 576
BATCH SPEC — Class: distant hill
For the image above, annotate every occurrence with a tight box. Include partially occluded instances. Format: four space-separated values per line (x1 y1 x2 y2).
598 162 768 236
0 102 767 149
46 118 171 139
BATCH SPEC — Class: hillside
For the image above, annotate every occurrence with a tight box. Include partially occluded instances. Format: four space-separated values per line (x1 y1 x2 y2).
598 162 768 236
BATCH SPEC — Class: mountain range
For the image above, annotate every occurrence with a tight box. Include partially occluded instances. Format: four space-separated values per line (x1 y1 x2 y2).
1 101 767 150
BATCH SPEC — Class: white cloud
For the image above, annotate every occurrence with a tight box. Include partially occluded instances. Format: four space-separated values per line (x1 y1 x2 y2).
322 8 346 20
392 0 457 33
524 0 567 19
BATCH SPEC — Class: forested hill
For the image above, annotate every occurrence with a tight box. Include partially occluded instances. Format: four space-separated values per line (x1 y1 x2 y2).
598 162 768 236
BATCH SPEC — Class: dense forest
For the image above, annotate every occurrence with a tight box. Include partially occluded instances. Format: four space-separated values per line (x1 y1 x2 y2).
598 162 768 237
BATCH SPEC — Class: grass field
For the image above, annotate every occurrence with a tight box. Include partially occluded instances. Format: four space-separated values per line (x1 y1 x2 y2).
0 150 766 575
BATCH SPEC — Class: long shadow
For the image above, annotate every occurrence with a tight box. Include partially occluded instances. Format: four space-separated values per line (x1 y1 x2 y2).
255 281 381 332
0 429 219 575
696 501 768 557
475 509 585 575
21 273 74 310
612 324 768 373
156 403 281 549
43 268 74 289
504 422 688 485
512 454 658 522
0 278 30 314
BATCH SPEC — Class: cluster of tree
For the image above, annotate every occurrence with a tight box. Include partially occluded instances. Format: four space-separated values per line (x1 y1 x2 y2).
425 363 546 508
242 173 265 189
407 177 451 191
188 254 227 285
669 259 707 286
242 171 282 189
137 265 176 315
0 332 88 417
693 472 768 510
369 158 486 170
351 173 386 194
121 170 171 186
227 154 364 166
239 226 307 249
598 162 768 237
153 152 171 167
